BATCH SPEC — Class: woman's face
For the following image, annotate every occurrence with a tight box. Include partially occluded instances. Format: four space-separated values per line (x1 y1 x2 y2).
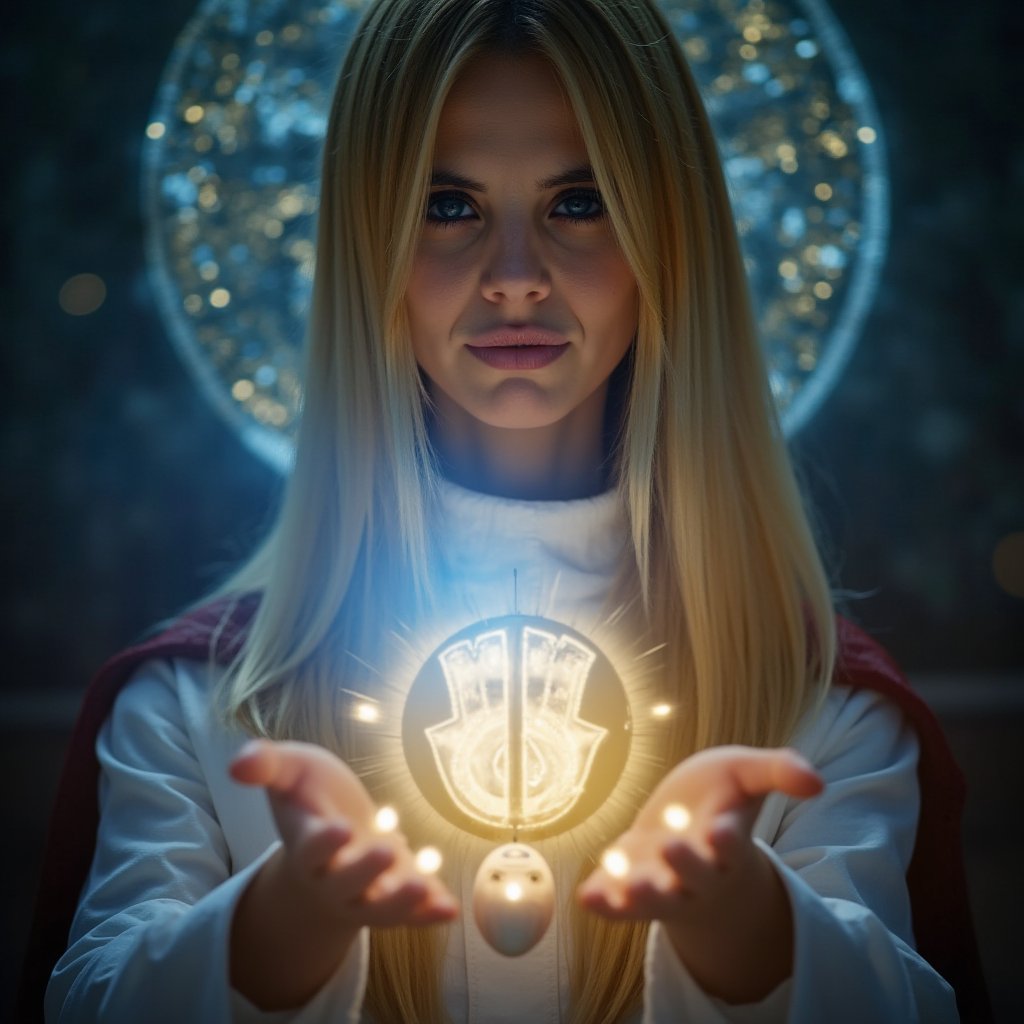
406 54 638 435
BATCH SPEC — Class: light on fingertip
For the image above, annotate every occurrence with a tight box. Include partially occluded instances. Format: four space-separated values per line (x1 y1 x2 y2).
662 803 692 831
374 806 399 832
602 848 630 878
415 846 443 874
504 881 524 902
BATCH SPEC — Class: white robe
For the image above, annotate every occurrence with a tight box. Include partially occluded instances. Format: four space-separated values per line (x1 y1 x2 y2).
47 480 959 1023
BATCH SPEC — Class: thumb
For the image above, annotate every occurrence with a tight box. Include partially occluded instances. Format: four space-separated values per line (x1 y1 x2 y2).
731 748 823 801
229 739 282 787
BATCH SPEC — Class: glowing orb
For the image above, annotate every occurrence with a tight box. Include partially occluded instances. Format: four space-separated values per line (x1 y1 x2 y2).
414 846 443 874
353 701 380 723
403 615 631 840
662 803 692 831
373 805 398 833
601 848 631 879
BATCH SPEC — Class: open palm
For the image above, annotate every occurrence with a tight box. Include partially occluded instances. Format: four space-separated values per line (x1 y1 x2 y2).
231 739 457 928
578 745 822 924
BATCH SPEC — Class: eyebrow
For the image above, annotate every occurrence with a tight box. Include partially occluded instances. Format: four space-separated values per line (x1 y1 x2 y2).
429 164 596 193
537 165 596 190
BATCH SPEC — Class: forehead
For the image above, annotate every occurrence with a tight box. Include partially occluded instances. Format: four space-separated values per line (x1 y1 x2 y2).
434 54 585 164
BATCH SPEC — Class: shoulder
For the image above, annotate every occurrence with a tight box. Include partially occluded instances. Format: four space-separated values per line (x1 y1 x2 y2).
98 654 272 865
107 656 225 736
100 656 245 790
795 683 919 785
819 618 964 803
89 593 260 746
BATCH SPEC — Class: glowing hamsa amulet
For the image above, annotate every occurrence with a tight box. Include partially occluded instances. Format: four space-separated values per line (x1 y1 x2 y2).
403 615 632 841
472 843 555 956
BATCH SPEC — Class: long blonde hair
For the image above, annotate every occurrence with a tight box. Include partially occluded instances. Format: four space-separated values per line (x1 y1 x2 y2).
212 1 836 1020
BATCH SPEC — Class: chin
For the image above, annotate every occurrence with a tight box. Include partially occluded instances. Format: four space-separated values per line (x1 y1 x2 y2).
471 382 571 429
473 403 570 432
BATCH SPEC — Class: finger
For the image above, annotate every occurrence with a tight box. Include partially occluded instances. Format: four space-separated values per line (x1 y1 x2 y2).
707 809 753 870
641 861 680 894
731 748 823 800
578 886 633 920
624 873 683 913
366 878 459 926
577 872 622 912
403 897 460 926
329 843 395 900
359 877 429 922
296 818 353 875
231 740 363 820
662 839 717 892
230 740 321 802
229 739 281 786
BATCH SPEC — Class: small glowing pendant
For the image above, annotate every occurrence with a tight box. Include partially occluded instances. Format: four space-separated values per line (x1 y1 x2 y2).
472 843 555 957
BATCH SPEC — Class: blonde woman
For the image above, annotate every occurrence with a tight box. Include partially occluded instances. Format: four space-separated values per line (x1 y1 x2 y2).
31 1 984 1022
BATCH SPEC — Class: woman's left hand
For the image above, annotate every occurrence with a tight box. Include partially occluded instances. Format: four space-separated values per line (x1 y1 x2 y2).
577 745 822 1001
578 744 821 921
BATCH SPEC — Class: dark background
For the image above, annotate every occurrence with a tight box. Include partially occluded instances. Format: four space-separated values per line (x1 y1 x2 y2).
2 0 1021 1019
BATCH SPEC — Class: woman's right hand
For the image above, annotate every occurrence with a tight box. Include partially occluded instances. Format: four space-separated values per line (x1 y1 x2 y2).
230 738 458 930
228 738 457 1010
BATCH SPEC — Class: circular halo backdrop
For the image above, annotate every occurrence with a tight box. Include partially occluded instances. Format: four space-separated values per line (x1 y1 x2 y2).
143 0 889 473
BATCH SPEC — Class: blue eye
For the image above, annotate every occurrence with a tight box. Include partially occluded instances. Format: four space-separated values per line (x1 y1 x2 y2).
427 192 475 226
553 189 604 222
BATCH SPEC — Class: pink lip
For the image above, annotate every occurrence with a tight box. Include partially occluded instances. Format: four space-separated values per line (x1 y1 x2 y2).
465 326 570 370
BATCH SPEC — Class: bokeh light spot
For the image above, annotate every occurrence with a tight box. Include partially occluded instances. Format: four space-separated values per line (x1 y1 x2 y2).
59 273 107 316
993 533 1024 599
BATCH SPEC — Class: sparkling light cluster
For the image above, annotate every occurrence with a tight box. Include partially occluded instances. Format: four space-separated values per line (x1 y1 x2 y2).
144 0 887 468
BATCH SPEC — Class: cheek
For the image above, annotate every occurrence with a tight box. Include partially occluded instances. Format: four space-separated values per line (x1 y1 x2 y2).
563 251 638 328
407 245 478 326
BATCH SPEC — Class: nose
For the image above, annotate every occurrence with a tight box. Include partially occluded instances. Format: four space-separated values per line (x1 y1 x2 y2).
480 214 551 306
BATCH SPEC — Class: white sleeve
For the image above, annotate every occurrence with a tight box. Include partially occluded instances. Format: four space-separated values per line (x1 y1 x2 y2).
45 660 369 1024
642 687 960 1023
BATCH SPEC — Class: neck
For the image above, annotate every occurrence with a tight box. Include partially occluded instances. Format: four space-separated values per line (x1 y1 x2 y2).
428 385 610 500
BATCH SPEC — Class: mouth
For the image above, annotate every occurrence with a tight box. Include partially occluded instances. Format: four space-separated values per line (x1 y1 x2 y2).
468 326 569 348
465 343 570 370
464 325 570 370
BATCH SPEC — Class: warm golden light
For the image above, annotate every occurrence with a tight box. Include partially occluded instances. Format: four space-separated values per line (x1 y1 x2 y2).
145 121 166 140
504 881 524 902
602 849 630 879
663 803 692 831
231 379 255 402
819 130 849 158
993 533 1024 598
425 624 605 830
374 806 398 833
354 702 380 723
58 274 107 317
651 703 673 718
415 847 443 874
